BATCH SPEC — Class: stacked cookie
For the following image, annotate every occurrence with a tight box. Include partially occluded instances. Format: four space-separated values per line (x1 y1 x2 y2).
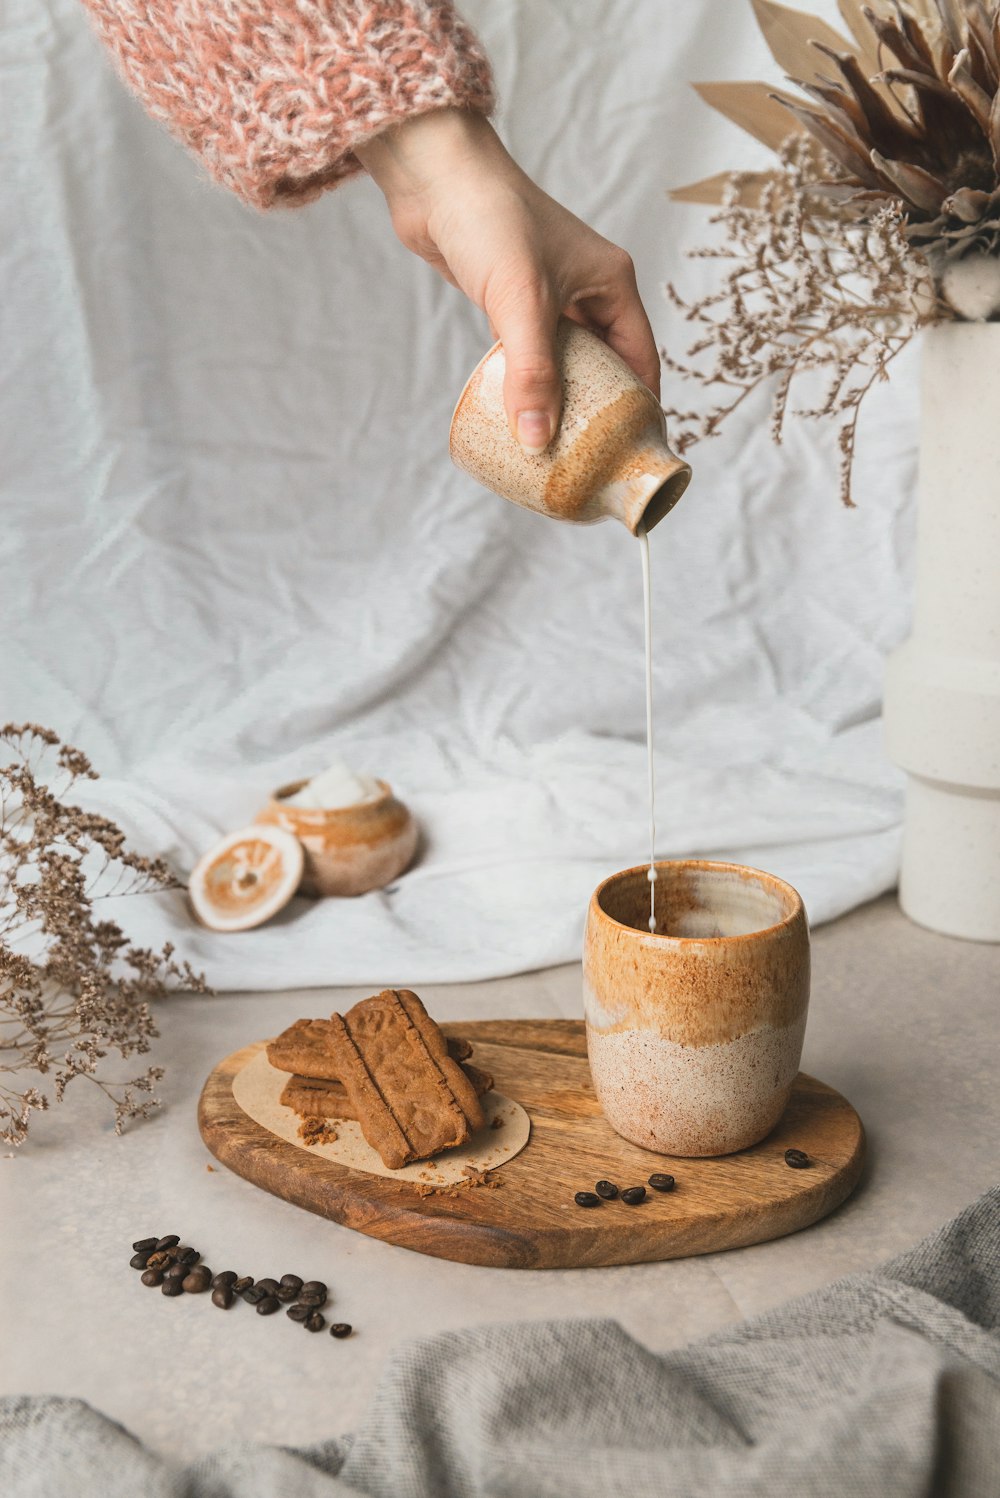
268 989 493 1169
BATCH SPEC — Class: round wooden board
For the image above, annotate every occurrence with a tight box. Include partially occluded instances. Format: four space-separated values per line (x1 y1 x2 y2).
198 1019 865 1270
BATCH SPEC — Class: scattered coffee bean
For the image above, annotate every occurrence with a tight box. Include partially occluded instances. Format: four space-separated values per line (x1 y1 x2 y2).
648 1174 675 1193
129 1251 152 1270
286 1303 311 1323
785 1149 810 1169
329 1324 353 1340
595 1180 619 1200
621 1186 646 1205
146 1250 173 1271
301 1281 327 1300
175 1246 200 1266
305 1311 326 1333
141 1268 163 1288
154 1235 180 1251
255 1278 279 1297
132 1237 157 1253
163 1261 188 1282
182 1266 212 1293
574 1191 602 1208
211 1271 237 1291
297 1291 327 1309
277 1274 303 1302
233 1276 254 1296
161 1277 184 1297
256 1295 280 1316
242 1284 267 1305
211 1285 234 1310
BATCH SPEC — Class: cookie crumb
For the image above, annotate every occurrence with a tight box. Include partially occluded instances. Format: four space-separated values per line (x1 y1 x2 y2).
298 1116 338 1148
416 1167 503 1199
205 1163 216 1172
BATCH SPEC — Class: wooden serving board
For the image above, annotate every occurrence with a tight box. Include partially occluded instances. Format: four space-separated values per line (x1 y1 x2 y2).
198 1019 865 1270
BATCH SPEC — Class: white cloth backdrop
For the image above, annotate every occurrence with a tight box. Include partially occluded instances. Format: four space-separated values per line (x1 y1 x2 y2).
2 0 917 987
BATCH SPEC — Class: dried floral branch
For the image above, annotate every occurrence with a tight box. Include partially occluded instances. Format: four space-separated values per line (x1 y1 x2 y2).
665 0 1000 503
664 139 944 505
0 724 208 1146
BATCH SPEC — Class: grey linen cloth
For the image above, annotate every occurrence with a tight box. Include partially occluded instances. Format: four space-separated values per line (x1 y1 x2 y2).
3 1187 999 1497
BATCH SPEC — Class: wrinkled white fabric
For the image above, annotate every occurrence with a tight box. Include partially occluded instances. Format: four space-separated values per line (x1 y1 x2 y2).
2 0 916 986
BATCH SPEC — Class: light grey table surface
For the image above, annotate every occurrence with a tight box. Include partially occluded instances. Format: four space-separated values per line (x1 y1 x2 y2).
2 894 997 1460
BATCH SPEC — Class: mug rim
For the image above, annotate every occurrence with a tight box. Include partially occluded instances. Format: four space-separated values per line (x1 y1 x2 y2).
591 858 805 945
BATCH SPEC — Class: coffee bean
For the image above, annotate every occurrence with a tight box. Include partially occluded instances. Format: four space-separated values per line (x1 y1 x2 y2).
329 1323 353 1340
146 1251 173 1271
163 1261 188 1282
130 1251 152 1270
161 1277 184 1297
785 1149 810 1169
255 1278 279 1297
286 1304 311 1323
154 1236 180 1251
256 1295 280 1316
621 1186 646 1205
297 1291 328 1309
212 1285 234 1310
182 1266 212 1293
242 1284 267 1305
305 1312 326 1333
301 1281 327 1300
574 1192 601 1208
132 1238 158 1253
595 1180 619 1200
233 1276 254 1296
211 1271 237 1291
140 1268 163 1287
648 1174 675 1193
175 1246 200 1266
277 1274 303 1303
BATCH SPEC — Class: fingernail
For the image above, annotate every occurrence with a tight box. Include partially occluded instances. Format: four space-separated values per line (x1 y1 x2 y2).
516 411 552 455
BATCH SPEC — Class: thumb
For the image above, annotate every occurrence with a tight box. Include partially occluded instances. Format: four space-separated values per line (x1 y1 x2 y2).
491 290 561 454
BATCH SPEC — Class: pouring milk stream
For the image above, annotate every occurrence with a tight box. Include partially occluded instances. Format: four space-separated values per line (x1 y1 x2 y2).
449 320 692 933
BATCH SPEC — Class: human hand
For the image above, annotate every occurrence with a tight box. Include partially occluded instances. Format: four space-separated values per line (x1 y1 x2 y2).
356 109 660 454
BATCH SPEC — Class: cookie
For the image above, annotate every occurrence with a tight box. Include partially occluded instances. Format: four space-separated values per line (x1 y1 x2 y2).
323 990 486 1169
267 1017 472 1080
280 1059 494 1123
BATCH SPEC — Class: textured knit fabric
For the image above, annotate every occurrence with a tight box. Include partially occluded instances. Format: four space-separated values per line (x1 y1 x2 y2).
2 1187 998 1495
77 0 495 209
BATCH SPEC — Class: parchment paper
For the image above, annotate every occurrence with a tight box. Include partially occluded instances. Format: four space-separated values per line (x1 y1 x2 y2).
231 1048 531 1184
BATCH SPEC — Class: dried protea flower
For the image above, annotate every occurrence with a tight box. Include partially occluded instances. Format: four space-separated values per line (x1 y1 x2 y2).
676 0 1000 276
0 724 207 1146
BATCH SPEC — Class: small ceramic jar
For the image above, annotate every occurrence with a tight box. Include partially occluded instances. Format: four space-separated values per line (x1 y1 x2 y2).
256 779 418 898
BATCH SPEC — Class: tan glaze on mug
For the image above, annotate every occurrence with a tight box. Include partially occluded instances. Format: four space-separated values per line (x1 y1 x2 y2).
583 860 809 1156
450 319 691 534
256 779 418 898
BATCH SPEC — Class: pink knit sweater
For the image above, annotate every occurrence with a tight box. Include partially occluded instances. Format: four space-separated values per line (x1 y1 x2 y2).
79 1 495 210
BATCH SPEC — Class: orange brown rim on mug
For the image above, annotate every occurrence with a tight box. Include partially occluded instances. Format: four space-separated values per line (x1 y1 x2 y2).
589 859 806 946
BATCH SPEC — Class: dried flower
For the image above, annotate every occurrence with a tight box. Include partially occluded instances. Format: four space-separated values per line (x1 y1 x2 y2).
0 724 207 1146
664 137 941 505
664 0 1000 502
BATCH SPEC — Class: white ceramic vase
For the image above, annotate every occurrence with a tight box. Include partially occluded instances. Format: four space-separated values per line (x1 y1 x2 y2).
884 322 1000 941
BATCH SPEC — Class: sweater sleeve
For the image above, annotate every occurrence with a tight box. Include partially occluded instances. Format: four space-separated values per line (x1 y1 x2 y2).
78 0 496 210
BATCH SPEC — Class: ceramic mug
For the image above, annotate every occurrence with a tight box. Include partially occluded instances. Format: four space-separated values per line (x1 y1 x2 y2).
583 860 809 1156
450 318 691 534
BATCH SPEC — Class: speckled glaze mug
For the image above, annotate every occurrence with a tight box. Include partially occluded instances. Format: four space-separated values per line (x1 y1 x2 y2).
450 319 691 534
583 860 809 1156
